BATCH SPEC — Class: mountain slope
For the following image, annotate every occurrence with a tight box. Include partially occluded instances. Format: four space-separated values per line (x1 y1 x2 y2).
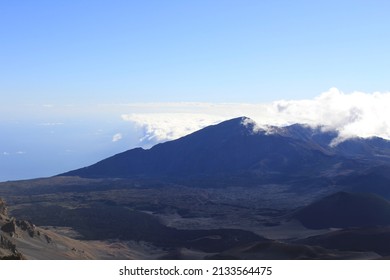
294 191 390 229
60 117 343 180
1 197 95 259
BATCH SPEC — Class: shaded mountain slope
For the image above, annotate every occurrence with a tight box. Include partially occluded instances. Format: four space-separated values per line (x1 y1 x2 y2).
59 117 390 186
294 191 390 229
208 240 379 260
60 117 347 181
335 137 390 161
300 227 390 257
336 165 390 199
11 203 265 253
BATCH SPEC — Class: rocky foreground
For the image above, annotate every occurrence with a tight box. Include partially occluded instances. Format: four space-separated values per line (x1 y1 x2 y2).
0 198 23 259
1 197 147 260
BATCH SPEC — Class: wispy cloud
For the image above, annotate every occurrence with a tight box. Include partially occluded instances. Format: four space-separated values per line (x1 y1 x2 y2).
2 151 25 156
112 133 123 142
38 122 65 126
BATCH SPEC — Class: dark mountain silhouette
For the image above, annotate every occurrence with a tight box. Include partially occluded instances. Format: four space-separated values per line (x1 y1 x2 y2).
60 117 351 180
208 240 376 260
272 124 390 161
335 136 390 161
294 191 390 229
336 165 390 199
301 227 390 256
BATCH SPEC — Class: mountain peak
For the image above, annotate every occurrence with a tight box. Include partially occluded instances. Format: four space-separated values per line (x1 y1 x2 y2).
215 116 254 127
188 116 262 139
239 116 259 129
214 116 263 135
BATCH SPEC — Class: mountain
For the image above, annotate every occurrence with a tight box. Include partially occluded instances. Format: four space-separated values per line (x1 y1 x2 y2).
335 137 390 161
336 165 390 199
60 116 390 193
300 227 390 257
294 191 390 229
59 117 349 181
271 123 390 161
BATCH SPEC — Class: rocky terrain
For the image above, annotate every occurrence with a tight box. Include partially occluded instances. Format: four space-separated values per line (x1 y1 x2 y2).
1 197 98 259
1 197 164 259
0 198 23 259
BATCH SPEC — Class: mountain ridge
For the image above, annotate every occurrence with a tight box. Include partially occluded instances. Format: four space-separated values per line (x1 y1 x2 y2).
60 117 390 182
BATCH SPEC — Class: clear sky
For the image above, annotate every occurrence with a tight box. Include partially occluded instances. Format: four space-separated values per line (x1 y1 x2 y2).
1 1 390 181
1 0 390 105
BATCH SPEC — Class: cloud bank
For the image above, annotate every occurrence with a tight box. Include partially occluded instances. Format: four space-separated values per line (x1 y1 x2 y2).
121 88 390 146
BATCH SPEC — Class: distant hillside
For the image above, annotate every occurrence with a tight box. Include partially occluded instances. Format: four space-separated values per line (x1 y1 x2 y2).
60 117 383 180
294 191 390 229
301 227 390 256
336 165 390 199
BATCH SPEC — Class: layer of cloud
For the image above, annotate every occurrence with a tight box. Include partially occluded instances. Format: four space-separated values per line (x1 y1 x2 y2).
121 88 390 146
269 88 390 142
122 113 226 146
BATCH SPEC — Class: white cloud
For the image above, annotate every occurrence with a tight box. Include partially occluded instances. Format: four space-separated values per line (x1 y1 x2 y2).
112 133 123 142
2 151 26 156
120 88 390 146
267 88 390 142
122 113 225 146
38 122 64 126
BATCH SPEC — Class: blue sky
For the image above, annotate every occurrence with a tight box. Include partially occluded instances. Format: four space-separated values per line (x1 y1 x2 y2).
1 1 390 181
2 0 390 105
